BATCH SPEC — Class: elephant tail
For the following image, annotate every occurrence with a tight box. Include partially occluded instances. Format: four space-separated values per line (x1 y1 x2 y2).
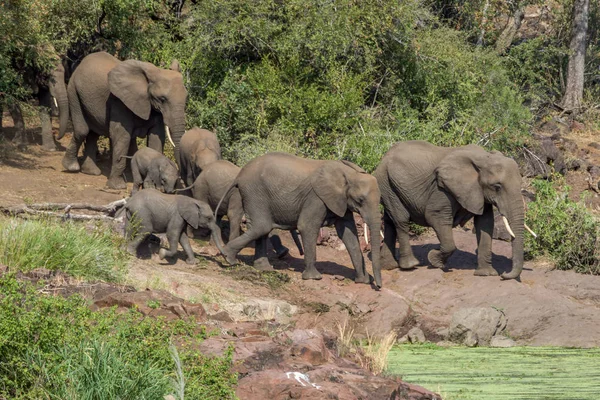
214 180 238 220
118 155 134 161
174 183 194 193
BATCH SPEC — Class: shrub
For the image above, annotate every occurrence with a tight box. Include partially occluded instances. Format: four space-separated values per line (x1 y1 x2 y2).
0 274 237 399
525 179 600 274
0 217 128 282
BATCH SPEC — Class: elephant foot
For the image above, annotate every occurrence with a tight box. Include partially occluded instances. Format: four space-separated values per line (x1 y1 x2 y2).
106 176 127 190
41 143 57 152
381 254 399 270
222 247 238 266
62 156 81 172
474 265 498 276
81 158 102 176
158 248 168 260
427 249 447 269
126 245 137 256
354 274 370 284
185 257 197 265
275 245 289 259
399 255 420 270
302 267 322 280
253 258 274 271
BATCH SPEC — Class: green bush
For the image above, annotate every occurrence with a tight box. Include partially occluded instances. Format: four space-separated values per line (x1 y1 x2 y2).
0 274 237 399
525 179 600 274
0 217 128 282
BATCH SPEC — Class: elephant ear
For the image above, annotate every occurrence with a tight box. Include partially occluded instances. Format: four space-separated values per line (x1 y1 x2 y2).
177 197 201 229
311 162 348 217
340 160 366 173
108 60 155 120
436 151 485 215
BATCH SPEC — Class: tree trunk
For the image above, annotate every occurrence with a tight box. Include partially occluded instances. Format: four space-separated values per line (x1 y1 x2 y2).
476 0 490 47
495 8 525 55
562 0 590 112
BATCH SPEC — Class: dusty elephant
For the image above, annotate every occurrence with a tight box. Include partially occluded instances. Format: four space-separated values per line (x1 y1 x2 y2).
62 52 187 189
218 153 382 288
121 147 180 195
179 127 221 187
190 159 303 255
373 140 524 280
125 189 225 264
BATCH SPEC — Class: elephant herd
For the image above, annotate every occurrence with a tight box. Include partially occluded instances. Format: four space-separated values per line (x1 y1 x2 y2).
5 51 526 289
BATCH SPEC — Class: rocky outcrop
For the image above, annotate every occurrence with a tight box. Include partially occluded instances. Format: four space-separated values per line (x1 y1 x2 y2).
448 307 508 347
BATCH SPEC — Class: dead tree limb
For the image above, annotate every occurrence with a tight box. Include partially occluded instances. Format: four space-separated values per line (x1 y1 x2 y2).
1 199 127 221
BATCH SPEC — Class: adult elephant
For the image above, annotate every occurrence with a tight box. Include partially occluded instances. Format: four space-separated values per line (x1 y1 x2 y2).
179 127 221 187
373 140 524 280
1 61 69 151
219 153 383 288
61 52 187 189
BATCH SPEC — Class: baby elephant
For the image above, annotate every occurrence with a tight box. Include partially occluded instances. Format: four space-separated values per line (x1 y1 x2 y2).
122 147 179 195
125 189 225 264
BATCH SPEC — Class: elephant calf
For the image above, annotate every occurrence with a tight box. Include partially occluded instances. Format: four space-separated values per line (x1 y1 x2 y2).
125 189 225 264
121 147 179 195
178 127 222 187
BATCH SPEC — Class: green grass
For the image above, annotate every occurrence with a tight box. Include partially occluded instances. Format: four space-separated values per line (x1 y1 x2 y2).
0 217 129 282
387 345 600 400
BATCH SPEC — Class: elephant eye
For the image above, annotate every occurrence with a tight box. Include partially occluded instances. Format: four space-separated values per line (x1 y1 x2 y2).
492 183 502 191
159 96 167 103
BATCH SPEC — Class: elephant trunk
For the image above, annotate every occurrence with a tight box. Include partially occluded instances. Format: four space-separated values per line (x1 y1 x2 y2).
53 79 70 140
165 107 186 166
362 208 382 288
501 204 525 280
210 221 227 256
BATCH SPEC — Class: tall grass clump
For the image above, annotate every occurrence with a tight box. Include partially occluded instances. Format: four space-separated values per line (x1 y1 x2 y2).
526 179 600 274
0 274 238 399
0 217 128 282
359 331 398 375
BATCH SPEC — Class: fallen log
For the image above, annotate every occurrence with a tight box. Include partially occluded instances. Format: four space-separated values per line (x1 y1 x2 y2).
1 199 127 221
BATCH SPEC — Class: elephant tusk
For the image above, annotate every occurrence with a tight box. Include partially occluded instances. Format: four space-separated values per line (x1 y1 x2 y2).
502 216 516 239
53 96 58 108
380 230 384 239
524 223 537 239
363 223 369 244
165 125 176 148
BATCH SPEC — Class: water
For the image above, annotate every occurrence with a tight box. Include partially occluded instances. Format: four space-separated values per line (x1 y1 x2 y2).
387 345 600 399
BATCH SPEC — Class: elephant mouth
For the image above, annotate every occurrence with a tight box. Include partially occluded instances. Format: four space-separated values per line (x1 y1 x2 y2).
500 214 537 240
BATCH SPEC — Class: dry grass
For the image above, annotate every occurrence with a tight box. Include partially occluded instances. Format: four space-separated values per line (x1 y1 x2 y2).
358 330 397 375
336 319 356 357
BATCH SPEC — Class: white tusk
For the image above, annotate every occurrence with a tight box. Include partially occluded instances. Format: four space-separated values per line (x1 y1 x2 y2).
380 230 384 239
165 125 175 148
53 96 58 108
524 223 537 239
363 223 369 244
502 216 516 239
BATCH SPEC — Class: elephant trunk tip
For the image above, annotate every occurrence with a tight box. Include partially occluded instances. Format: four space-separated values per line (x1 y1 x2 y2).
500 270 521 280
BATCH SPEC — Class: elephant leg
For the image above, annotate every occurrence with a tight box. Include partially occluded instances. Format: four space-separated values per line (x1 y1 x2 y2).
254 235 273 271
427 220 456 269
147 123 165 152
80 132 102 176
381 212 398 270
227 191 243 242
131 162 143 194
224 222 271 266
474 203 498 276
38 89 57 151
159 226 182 261
384 203 419 270
126 218 152 257
179 231 197 265
269 232 289 259
335 213 369 284
106 119 132 190
8 103 26 145
297 204 327 280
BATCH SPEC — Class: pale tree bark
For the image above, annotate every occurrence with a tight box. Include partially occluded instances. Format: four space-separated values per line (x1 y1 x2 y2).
495 8 525 55
477 0 491 47
562 0 590 112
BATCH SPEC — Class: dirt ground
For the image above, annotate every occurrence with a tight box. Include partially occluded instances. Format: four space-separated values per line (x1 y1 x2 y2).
2 119 600 348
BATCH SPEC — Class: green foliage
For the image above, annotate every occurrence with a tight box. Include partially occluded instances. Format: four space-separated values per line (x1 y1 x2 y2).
525 179 600 274
0 217 128 282
0 274 237 399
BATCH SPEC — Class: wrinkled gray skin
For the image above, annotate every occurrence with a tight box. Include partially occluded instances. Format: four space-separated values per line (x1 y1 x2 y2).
373 140 524 280
2 62 69 151
179 127 221 186
62 52 187 189
191 159 302 257
125 189 225 264
122 147 180 195
219 153 382 288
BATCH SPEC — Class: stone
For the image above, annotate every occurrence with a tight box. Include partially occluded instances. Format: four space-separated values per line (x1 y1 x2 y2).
490 335 516 348
397 335 409 344
407 327 426 344
448 307 507 346
434 327 449 340
589 142 600 150
464 331 478 347
390 381 443 400
209 310 234 322
288 329 332 366
221 298 298 322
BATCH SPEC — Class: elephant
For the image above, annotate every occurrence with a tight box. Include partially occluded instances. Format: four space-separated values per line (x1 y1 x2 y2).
190 159 304 255
218 152 382 288
61 52 187 189
179 127 221 187
1 61 69 151
373 140 524 280
120 146 180 195
125 188 225 264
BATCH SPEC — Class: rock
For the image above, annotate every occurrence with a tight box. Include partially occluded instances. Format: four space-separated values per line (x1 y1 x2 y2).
434 327 449 340
288 329 332 366
589 142 600 150
390 381 443 400
407 327 426 344
522 134 566 178
448 307 507 346
208 310 234 322
397 335 409 344
221 298 297 322
464 331 478 347
490 335 516 348
588 165 600 179
567 158 588 171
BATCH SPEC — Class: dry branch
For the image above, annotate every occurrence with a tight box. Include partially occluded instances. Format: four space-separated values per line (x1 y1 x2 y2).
1 199 127 221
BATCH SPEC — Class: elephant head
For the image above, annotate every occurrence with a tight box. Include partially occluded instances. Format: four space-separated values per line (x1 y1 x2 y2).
49 62 70 139
177 197 226 256
437 145 524 280
312 160 383 287
107 59 187 158
150 159 179 194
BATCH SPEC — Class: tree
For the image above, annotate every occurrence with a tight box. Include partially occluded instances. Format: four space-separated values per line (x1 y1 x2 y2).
562 0 590 112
